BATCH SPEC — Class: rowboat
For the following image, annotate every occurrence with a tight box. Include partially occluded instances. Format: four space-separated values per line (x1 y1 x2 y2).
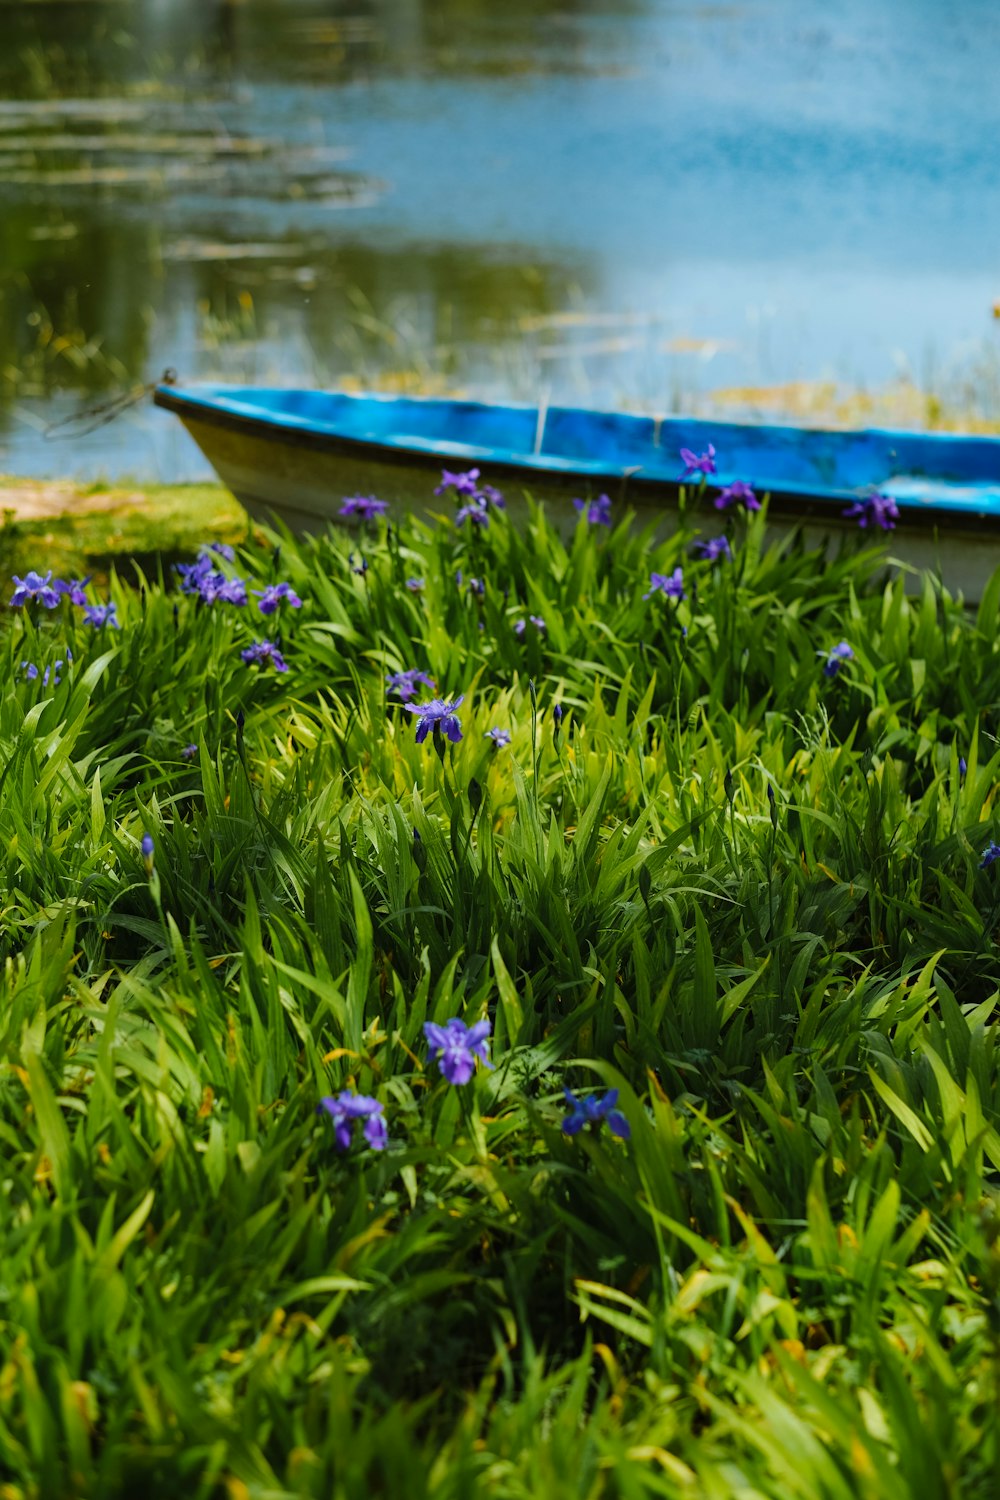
153 382 1000 597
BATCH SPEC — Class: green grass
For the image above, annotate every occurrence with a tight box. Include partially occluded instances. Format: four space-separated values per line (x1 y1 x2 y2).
0 482 998 1497
0 479 247 590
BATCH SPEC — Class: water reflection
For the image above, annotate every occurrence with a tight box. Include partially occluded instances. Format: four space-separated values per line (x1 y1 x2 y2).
1 0 642 94
2 0 1000 480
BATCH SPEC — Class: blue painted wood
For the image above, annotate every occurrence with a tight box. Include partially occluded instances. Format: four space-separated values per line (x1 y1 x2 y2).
155 384 1000 521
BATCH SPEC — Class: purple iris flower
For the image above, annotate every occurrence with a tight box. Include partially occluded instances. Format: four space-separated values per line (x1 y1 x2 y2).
562 1087 630 1140
572 494 613 527
424 1017 493 1085
405 696 464 744
241 639 289 672
514 615 546 637
83 602 119 629
455 499 491 527
181 743 198 760
21 661 39 681
959 756 967 780
436 468 481 497
340 494 389 521
553 703 563 726
981 841 1000 869
468 576 485 598
843 491 899 530
54 576 91 606
9 571 62 608
213 576 249 606
823 641 854 677
253 581 302 615
643 567 686 601
715 480 760 512
316 1091 388 1151
386 668 437 702
485 727 511 747
187 566 248 606
406 577 425 593
140 832 155 874
679 444 717 479
478 483 505 508
174 554 213 594
176 545 243 600
692 535 732 563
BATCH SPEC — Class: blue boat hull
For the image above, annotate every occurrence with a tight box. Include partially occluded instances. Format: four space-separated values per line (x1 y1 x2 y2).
153 383 1000 595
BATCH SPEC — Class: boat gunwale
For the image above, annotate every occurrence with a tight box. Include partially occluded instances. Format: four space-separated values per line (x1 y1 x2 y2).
153 383 1000 533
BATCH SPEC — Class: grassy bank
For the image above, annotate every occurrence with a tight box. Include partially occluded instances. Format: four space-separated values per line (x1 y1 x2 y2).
0 477 998 1497
0 478 246 588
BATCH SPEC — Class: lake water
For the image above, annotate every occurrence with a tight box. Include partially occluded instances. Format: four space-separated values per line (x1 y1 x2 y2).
3 0 1000 481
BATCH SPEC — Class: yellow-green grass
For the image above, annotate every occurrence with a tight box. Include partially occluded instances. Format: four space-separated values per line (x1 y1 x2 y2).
0 477 247 586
